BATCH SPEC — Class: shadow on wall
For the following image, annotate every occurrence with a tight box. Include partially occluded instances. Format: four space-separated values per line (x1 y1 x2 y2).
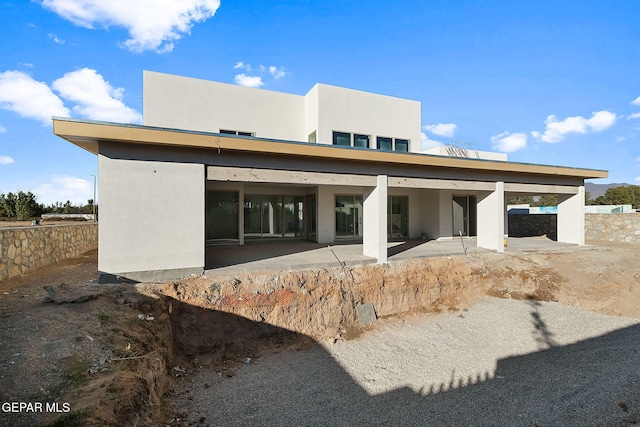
169 296 640 426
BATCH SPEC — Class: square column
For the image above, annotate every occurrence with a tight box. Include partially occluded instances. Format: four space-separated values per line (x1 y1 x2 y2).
557 186 585 245
363 175 388 263
476 181 505 253
238 186 245 245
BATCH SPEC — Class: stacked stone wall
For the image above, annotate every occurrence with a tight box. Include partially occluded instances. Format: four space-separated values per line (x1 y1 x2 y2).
0 223 98 282
508 214 557 240
585 213 640 243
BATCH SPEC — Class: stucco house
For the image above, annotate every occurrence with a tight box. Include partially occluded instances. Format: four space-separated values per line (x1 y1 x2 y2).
53 71 607 282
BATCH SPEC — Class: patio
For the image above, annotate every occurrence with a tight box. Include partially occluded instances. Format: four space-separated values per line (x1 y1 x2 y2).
205 236 578 275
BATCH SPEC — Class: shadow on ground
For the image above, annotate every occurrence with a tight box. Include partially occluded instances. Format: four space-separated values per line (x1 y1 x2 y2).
171 297 640 427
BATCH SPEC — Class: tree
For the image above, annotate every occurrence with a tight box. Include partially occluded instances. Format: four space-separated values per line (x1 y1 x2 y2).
14 191 43 220
507 196 534 205
535 194 558 207
0 191 42 220
595 185 639 208
585 191 594 205
0 192 17 218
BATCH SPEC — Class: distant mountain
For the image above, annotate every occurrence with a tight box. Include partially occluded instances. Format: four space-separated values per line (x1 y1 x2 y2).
585 182 633 199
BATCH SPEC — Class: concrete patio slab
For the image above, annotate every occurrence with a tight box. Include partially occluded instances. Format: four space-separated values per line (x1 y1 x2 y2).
205 236 578 276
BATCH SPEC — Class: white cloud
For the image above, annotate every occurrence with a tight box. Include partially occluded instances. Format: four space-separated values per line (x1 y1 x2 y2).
0 124 6 133
422 123 457 137
628 112 640 120
41 0 220 53
234 73 263 88
0 155 15 165
48 33 65 44
632 96 640 106
531 110 617 143
52 68 142 123
0 70 70 125
269 66 286 79
233 62 287 87
234 61 250 71
636 176 640 183
33 175 92 205
491 131 527 153
421 132 442 150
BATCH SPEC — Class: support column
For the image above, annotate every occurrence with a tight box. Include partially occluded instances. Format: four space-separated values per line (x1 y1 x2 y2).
238 185 245 246
476 181 504 253
557 186 585 245
363 175 388 263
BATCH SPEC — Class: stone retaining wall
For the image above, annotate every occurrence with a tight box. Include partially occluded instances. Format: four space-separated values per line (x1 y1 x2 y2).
508 213 640 243
585 213 640 243
508 214 557 240
0 223 98 282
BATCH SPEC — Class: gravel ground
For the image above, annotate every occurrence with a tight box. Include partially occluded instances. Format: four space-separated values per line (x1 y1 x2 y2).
173 297 640 426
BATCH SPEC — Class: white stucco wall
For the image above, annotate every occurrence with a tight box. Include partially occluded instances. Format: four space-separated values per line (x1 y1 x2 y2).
476 182 505 252
438 190 454 238
98 154 204 280
143 71 305 141
313 84 422 152
363 176 388 262
143 72 422 152
557 186 585 245
417 189 441 240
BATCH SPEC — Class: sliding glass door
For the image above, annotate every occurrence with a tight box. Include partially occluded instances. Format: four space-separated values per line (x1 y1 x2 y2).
335 195 363 239
244 194 307 239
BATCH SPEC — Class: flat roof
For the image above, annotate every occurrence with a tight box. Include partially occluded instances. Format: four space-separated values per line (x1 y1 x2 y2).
53 118 608 179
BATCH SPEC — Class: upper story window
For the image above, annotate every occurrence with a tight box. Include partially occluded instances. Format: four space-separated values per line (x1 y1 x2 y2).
354 134 370 148
308 131 317 143
333 131 406 151
377 136 393 151
332 131 351 146
395 139 409 152
220 129 255 137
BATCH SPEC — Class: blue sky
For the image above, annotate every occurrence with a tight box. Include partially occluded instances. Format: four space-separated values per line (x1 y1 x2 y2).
1 0 639 204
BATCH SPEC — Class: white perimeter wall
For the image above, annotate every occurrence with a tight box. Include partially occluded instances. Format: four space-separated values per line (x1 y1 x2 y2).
99 154 204 278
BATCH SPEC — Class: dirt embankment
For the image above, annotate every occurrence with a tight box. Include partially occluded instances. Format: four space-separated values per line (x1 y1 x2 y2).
1 240 639 426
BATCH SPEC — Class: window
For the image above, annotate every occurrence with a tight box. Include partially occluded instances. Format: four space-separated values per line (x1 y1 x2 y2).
219 129 255 136
377 136 393 151
308 131 316 143
333 131 351 146
354 134 370 148
395 139 409 152
205 191 239 244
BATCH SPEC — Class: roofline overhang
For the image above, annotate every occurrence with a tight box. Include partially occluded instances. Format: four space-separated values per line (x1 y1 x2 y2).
52 118 608 179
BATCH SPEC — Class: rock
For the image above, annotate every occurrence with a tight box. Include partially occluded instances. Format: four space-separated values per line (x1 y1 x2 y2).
43 284 104 304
